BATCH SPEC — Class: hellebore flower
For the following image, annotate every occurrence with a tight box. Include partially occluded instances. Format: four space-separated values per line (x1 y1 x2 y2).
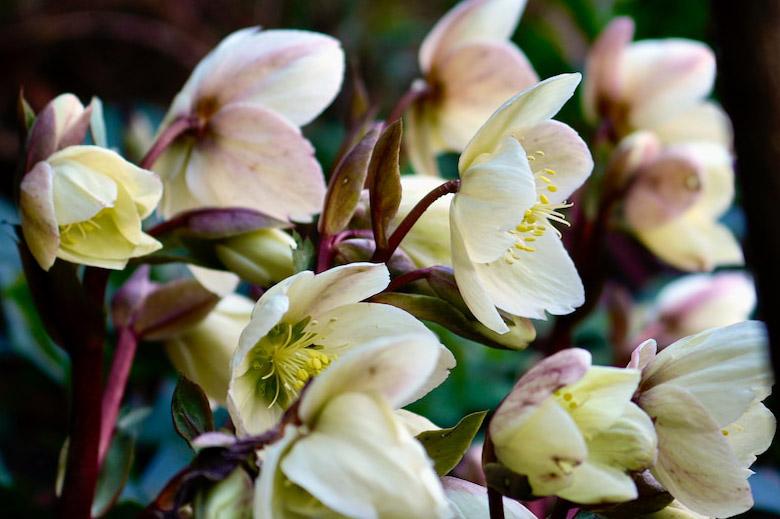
215 229 296 287
490 348 657 504
20 145 162 270
630 321 775 518
450 74 592 333
153 27 344 222
227 262 454 435
255 334 454 519
442 477 536 519
405 0 538 175
166 294 254 406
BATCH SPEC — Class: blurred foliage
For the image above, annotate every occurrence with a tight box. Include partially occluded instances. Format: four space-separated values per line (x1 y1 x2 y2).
0 0 777 517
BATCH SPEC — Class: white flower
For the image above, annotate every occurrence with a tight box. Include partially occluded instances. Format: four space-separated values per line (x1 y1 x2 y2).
442 477 536 519
490 348 657 504
255 334 454 519
406 0 538 176
450 74 592 333
630 321 776 518
227 262 454 435
153 27 344 222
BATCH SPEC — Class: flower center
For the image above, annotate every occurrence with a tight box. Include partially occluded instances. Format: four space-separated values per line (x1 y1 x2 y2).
249 316 339 409
59 210 108 245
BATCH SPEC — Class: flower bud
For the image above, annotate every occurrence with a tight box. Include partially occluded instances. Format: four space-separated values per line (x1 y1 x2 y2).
215 229 295 286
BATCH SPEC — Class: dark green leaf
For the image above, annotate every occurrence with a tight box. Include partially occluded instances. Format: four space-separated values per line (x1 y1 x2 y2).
416 410 487 476
367 119 402 250
292 231 315 273
92 429 135 517
172 373 215 448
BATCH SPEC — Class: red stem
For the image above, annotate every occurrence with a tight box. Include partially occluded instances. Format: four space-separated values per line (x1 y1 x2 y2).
139 115 198 170
385 83 428 127
98 326 138 467
315 234 335 274
384 267 435 293
372 179 459 263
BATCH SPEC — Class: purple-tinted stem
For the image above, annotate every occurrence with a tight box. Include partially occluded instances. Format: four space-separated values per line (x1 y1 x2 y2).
139 115 198 170
98 326 138 467
315 234 336 273
384 267 435 293
332 228 375 245
385 84 428 127
488 486 507 519
372 179 459 263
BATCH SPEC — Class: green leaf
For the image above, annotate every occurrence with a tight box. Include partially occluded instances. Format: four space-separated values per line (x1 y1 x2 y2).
91 429 135 517
416 410 487 476
292 231 315 273
367 119 402 250
17 89 36 134
172 373 215 448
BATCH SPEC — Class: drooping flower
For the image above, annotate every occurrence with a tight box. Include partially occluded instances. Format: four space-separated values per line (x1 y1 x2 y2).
20 145 162 270
152 27 344 222
255 334 454 519
450 74 593 333
630 321 775 518
227 262 454 435
165 294 254 406
489 348 657 504
405 0 538 176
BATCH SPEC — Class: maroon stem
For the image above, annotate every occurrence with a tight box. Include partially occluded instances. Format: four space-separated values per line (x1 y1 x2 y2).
384 267 435 293
372 179 459 263
139 115 198 170
98 326 138 467
385 84 428 126
315 234 336 274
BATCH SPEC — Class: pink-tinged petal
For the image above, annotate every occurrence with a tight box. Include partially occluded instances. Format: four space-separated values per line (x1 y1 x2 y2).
474 229 584 320
20 161 59 270
450 210 510 334
435 41 539 151
637 215 743 272
639 384 754 518
184 103 326 223
404 87 448 176
282 262 389 320
454 137 536 263
182 28 344 126
672 142 734 219
460 74 581 171
624 155 703 232
649 101 733 148
627 338 657 371
582 17 635 123
26 93 92 168
620 39 716 130
521 120 593 202
442 476 538 519
298 333 443 423
492 348 591 438
420 0 526 73
642 321 771 428
155 140 203 219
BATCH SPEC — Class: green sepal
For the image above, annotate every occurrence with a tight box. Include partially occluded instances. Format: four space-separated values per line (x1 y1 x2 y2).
416 410 487 476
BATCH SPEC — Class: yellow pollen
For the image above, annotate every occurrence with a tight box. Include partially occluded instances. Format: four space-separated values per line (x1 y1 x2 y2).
540 194 550 204
569 402 578 409
547 185 558 192
525 236 536 242
722 429 729 436
535 150 545 157
563 393 573 401
527 155 536 161
542 168 556 175
540 176 552 184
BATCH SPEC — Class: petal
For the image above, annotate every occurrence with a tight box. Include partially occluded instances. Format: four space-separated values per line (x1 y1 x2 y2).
434 41 539 151
582 17 635 122
442 476 537 519
586 402 658 472
637 215 744 272
627 338 657 371
675 142 734 219
254 425 302 519
185 103 326 223
724 400 776 468
188 265 241 297
393 175 453 268
404 84 449 177
419 0 527 72
283 262 390 320
522 120 593 202
20 161 59 270
454 137 537 262
649 101 733 148
299 333 443 423
460 73 581 171
639 383 754 517
155 139 203 219
620 39 716 130
643 321 772 428
282 392 451 519
185 28 344 126
450 212 509 333
48 148 118 225
227 368 284 436
555 459 638 504
474 228 584 319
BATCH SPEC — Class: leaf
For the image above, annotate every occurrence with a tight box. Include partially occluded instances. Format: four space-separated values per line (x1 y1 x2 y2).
319 123 382 236
416 410 487 476
172 373 215 448
132 278 220 340
367 119 403 250
292 231 315 273
483 462 533 501
92 429 135 517
17 89 35 135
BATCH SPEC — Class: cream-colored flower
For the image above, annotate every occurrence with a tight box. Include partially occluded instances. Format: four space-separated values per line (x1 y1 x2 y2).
227 262 454 435
450 74 592 333
442 477 536 519
630 321 775 518
255 334 454 519
165 294 254 406
215 229 296 287
490 348 657 504
405 0 538 176
20 145 162 270
153 27 344 222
